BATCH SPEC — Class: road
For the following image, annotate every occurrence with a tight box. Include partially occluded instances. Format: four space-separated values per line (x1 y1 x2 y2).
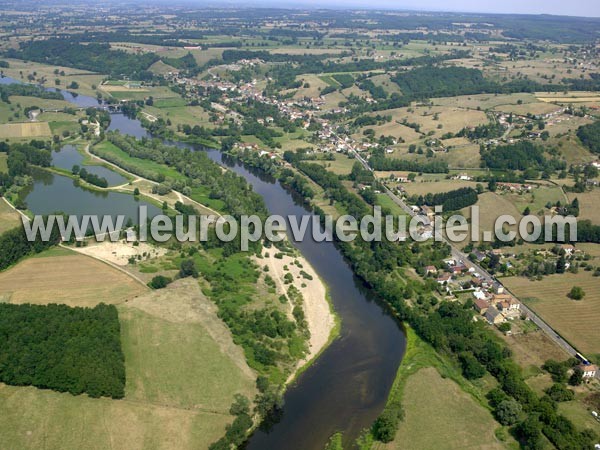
349 148 580 359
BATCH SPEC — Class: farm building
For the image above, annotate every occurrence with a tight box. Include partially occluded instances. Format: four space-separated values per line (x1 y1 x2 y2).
474 299 489 315
493 294 520 312
577 364 598 379
436 273 452 284
485 307 504 325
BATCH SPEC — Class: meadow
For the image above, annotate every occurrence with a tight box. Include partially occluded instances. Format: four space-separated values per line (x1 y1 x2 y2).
0 273 256 450
119 279 256 412
0 248 146 306
503 271 600 356
567 191 600 224
92 140 184 181
2 58 104 97
402 179 477 196
312 154 354 175
379 368 507 450
0 198 20 235
458 191 522 243
375 328 508 450
0 122 51 138
375 193 409 217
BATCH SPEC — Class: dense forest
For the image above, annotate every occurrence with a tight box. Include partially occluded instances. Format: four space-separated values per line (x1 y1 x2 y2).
0 303 125 398
0 222 60 271
577 121 600 154
391 66 572 101
6 39 159 79
392 66 496 99
5 141 51 176
480 141 565 173
0 140 52 195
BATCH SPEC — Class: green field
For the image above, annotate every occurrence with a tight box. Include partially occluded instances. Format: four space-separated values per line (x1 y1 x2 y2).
558 398 600 434
0 153 7 172
315 153 356 175
93 140 184 181
119 282 256 411
378 368 507 450
153 97 188 108
143 104 214 129
106 86 178 101
376 193 408 217
375 328 508 450
2 59 104 97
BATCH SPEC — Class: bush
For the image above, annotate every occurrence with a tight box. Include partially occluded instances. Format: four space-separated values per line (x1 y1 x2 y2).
372 402 404 442
494 399 522 426
568 286 585 300
460 352 486 380
546 383 575 402
148 275 172 289
179 259 198 278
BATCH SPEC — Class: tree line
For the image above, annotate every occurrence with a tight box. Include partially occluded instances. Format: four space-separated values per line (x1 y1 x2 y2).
6 39 159 79
0 82 64 104
369 153 449 174
104 132 268 219
416 187 479 212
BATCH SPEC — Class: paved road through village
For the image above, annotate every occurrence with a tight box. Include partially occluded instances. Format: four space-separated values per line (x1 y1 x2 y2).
349 148 581 359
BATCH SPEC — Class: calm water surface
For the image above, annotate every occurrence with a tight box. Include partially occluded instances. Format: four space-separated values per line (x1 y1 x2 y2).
32 105 407 449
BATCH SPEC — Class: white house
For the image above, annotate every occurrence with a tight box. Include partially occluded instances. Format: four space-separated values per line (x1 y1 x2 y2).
578 364 598 379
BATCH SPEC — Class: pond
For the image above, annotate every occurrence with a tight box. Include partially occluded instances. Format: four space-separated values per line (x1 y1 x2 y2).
52 144 127 187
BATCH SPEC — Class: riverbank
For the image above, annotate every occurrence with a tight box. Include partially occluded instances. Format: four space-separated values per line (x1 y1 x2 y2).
85 142 223 217
257 248 339 385
372 327 510 450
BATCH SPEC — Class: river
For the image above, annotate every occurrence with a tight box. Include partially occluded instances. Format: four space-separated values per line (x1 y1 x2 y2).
4 76 407 447
108 114 407 449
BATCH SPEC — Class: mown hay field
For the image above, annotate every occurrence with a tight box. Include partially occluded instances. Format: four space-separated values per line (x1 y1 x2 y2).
0 122 51 138
567 191 600 224
503 272 600 355
0 249 146 306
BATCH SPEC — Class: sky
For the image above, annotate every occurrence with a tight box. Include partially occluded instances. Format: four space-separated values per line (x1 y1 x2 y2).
249 0 600 17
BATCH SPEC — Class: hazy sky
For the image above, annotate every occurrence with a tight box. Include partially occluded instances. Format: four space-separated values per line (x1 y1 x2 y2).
261 0 600 17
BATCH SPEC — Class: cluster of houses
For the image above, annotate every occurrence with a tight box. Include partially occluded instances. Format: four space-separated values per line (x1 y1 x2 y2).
474 288 521 325
496 182 533 193
430 256 523 326
164 66 397 161
433 258 480 289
